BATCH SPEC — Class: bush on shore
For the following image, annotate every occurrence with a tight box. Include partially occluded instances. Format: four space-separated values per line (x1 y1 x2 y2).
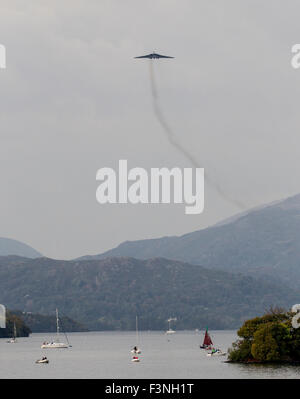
228 307 300 363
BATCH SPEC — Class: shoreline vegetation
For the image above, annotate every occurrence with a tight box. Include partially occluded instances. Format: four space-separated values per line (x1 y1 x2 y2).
0 310 88 338
0 311 31 338
14 310 88 333
227 307 300 364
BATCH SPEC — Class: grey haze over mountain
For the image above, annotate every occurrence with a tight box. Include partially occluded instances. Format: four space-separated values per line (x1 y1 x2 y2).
80 193 300 289
0 238 42 258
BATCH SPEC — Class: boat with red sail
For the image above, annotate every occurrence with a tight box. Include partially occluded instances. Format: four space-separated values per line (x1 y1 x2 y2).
199 327 213 350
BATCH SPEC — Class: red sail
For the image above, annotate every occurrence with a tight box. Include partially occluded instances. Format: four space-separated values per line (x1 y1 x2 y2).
203 330 213 346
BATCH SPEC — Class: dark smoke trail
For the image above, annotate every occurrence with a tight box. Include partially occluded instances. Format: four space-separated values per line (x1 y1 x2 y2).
148 60 245 210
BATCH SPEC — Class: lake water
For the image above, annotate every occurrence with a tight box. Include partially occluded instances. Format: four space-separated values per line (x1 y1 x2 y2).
0 330 300 379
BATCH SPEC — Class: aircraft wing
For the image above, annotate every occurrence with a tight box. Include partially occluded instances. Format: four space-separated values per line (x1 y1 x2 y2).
134 54 151 59
157 54 174 58
134 53 174 59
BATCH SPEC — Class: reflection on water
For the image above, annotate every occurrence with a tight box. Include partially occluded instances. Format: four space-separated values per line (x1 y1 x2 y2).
0 330 300 379
232 362 300 378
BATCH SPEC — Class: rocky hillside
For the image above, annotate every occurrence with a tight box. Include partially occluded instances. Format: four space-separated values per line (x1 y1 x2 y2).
0 256 297 330
81 193 300 289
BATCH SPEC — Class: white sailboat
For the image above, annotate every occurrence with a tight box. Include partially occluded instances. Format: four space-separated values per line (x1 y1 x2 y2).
131 315 141 361
165 317 177 334
7 322 17 343
41 309 69 349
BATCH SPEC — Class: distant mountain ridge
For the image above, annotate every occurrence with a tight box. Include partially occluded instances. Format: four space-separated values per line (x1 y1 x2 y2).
78 193 300 289
0 255 297 330
0 237 41 258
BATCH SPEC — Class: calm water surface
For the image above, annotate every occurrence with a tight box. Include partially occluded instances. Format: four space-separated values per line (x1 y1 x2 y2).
0 330 300 379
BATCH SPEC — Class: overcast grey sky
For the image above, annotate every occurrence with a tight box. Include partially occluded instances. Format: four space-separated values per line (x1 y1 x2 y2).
1 0 300 259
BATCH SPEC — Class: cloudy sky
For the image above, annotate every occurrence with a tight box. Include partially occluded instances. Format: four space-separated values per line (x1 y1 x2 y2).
1 0 300 259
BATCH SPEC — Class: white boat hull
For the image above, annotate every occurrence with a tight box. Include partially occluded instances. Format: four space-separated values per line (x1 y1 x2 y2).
36 359 49 364
41 342 68 349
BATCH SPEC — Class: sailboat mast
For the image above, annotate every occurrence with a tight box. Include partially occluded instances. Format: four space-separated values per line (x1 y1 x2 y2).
56 308 60 340
136 315 139 345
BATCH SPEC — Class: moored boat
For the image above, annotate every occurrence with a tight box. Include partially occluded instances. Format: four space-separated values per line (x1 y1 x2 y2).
41 309 69 349
207 349 226 357
41 341 69 349
6 322 17 344
36 357 49 364
165 317 177 334
131 316 142 354
199 327 213 350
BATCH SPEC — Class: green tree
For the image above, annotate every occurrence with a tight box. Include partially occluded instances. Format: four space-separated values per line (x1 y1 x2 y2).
0 311 31 338
228 339 252 362
228 309 295 363
251 324 280 361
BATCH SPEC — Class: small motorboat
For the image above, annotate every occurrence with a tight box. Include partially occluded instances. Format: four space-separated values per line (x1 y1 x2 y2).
132 356 140 362
36 357 49 364
207 349 226 357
